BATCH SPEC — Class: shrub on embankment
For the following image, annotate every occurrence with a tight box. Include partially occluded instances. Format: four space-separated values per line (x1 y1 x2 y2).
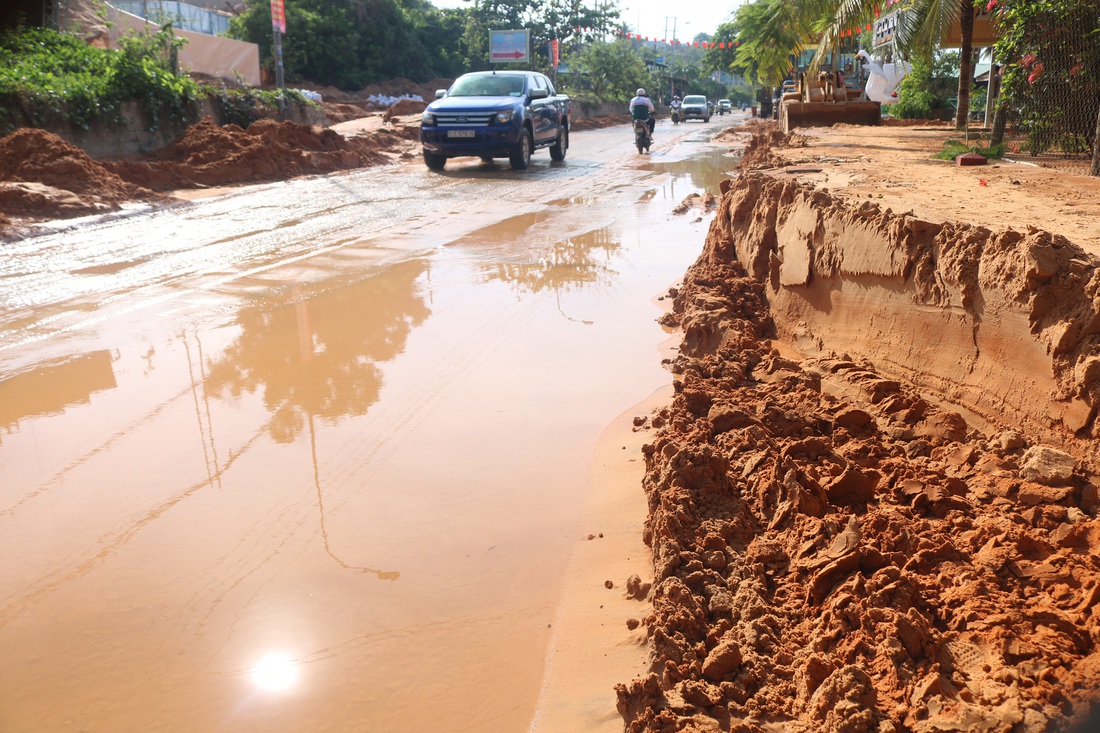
0 25 315 145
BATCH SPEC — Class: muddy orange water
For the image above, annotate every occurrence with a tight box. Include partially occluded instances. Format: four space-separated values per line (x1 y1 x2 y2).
0 120 738 731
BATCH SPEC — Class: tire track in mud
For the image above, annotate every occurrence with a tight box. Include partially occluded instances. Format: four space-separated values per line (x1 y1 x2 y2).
617 130 1100 733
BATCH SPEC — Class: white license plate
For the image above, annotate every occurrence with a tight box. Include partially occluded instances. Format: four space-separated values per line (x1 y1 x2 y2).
447 129 476 138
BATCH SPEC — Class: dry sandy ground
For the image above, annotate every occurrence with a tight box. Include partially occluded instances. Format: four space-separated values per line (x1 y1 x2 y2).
742 121 1100 255
559 122 1100 733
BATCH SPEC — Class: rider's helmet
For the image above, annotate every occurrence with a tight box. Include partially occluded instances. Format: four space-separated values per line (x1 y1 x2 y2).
673 95 680 101
636 88 646 96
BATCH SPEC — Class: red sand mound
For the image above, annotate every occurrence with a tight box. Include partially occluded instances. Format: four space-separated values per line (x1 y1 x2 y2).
572 113 631 132
382 98 427 123
617 133 1100 733
0 128 161 216
105 117 391 191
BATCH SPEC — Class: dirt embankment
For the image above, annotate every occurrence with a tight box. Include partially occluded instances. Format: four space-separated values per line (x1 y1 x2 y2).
0 95 630 238
617 128 1100 732
103 116 399 191
0 128 167 220
0 110 422 235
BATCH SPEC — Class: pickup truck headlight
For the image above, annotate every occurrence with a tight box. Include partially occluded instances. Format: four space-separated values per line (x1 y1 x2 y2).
494 110 515 123
421 110 434 125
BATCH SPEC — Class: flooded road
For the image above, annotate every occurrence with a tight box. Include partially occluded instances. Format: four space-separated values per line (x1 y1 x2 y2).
0 116 740 732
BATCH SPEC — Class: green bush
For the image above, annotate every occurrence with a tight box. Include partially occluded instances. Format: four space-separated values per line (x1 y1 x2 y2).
931 139 1005 160
0 24 200 132
892 51 961 120
893 53 935 119
213 85 313 127
0 26 118 129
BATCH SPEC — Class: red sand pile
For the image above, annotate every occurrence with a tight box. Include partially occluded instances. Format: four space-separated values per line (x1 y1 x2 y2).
572 113 631 132
0 111 421 233
731 121 801 170
382 98 427 123
617 137 1100 732
673 193 719 216
104 116 391 191
0 128 162 219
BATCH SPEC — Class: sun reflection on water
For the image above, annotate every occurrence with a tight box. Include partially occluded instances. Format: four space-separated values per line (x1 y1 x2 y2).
251 653 299 691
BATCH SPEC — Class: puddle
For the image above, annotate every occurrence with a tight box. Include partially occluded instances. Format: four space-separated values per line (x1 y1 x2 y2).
0 142 732 732
641 147 741 194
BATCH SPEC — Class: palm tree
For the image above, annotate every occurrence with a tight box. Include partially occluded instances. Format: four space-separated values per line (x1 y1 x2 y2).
899 0 976 130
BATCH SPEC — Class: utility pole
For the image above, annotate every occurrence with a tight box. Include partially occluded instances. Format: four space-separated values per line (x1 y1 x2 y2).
273 31 285 91
670 17 678 100
270 0 287 116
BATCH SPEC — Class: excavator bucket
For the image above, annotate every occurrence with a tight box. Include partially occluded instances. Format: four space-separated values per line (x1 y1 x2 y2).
779 71 882 134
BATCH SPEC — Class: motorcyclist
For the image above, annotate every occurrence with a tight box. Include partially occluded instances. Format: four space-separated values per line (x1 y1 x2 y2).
670 95 682 121
628 88 656 137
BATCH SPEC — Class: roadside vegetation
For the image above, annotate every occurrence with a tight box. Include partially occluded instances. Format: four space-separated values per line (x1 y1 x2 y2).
4 0 1094 173
0 24 310 134
931 137 1004 160
225 0 750 104
702 0 1099 174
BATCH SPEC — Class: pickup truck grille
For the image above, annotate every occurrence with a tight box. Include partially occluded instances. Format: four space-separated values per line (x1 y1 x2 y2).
433 112 496 127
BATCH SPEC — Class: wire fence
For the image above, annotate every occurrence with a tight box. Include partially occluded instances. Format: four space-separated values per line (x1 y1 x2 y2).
990 1 1100 177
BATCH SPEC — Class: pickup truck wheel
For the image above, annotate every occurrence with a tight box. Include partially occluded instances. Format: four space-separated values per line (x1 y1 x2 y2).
509 130 532 170
423 150 446 171
549 126 568 161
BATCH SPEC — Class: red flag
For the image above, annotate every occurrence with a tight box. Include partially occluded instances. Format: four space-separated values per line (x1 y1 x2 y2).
270 0 285 33
551 38 559 68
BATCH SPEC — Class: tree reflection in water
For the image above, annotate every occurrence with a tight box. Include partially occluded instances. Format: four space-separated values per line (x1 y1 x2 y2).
479 226 622 309
204 259 431 442
204 259 429 579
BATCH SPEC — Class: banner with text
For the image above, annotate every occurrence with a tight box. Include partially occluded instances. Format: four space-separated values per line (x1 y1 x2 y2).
270 0 285 33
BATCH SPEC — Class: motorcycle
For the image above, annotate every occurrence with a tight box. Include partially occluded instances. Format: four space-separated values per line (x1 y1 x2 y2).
671 108 681 124
633 119 651 154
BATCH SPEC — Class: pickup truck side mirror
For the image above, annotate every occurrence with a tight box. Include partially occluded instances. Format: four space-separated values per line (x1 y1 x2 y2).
529 88 549 100
435 89 447 99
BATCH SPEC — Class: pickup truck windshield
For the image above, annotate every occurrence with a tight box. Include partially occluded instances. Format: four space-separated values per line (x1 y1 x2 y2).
449 75 526 97
684 96 707 104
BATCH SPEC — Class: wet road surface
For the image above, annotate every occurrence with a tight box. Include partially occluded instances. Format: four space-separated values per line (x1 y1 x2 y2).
0 116 741 732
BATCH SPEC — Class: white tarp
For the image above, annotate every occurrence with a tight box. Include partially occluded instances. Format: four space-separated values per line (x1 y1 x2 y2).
856 50 911 105
106 3 261 86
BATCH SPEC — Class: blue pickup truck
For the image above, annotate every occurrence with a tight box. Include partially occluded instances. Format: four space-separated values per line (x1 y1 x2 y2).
419 70 571 171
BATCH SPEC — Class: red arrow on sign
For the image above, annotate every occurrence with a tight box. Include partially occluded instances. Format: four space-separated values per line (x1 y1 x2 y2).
492 50 525 59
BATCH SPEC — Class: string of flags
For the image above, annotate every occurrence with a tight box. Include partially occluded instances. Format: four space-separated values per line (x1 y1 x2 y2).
572 1 900 49
575 27 743 49
839 0 901 37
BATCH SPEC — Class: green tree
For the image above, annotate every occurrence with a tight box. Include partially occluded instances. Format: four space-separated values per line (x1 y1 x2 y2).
461 0 619 71
567 38 654 102
228 0 471 89
711 1 802 87
990 0 1100 167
